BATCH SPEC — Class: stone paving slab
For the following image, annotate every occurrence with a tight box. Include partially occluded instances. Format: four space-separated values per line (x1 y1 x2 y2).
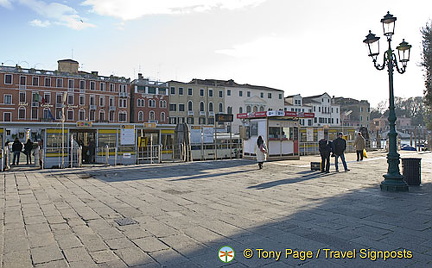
1 150 431 267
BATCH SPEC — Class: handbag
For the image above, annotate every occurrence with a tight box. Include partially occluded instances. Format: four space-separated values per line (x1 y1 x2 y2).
363 149 368 158
259 144 267 154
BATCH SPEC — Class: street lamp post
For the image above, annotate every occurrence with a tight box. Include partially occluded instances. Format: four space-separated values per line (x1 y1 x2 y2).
363 11 412 192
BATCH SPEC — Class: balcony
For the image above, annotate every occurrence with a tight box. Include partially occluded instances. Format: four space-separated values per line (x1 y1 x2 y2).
55 103 63 108
31 102 39 107
90 105 97 110
199 111 206 116
19 85 27 90
208 111 215 117
109 106 116 111
119 92 128 98
188 111 194 116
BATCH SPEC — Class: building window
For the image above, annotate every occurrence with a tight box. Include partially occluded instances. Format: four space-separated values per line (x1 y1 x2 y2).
4 74 12 84
239 91 243 97
79 109 85 121
138 111 144 121
148 99 156 108
227 89 231 96
178 87 184 95
227 106 232 114
109 111 115 122
99 110 105 121
219 91 223 98
56 78 63 88
110 84 114 92
169 104 177 111
219 103 223 113
90 81 95 90
20 76 26 85
31 107 38 120
33 77 39 86
149 111 155 121
80 80 85 90
188 88 193 96
100 82 105 91
68 79 74 89
89 110 95 121
159 100 167 108
268 93 272 99
279 94 282 99
200 89 204 96
179 104 185 111
79 95 85 106
19 92 26 103
209 89 213 97
18 107 26 119
246 106 251 113
99 96 105 107
239 107 243 113
67 110 74 121
260 92 264 98
119 99 127 108
119 112 127 122
45 77 51 87
187 117 194 124
160 112 166 123
43 93 51 104
109 97 114 107
200 102 205 112
188 101 193 111
4 94 12 104
3 112 11 122
208 102 213 112
170 87 175 95
199 117 206 125
68 94 74 105
247 91 251 97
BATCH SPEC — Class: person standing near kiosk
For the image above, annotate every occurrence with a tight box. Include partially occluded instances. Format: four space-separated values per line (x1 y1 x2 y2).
255 136 267 169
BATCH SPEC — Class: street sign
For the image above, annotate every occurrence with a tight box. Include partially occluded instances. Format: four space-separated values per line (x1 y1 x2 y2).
215 113 233 122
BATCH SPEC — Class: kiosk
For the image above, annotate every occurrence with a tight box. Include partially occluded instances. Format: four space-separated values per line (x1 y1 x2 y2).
238 111 314 160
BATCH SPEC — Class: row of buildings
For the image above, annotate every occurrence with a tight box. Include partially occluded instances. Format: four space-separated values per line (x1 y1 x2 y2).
0 59 372 134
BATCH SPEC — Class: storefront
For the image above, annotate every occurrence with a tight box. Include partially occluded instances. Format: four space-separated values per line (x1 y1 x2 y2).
238 111 314 160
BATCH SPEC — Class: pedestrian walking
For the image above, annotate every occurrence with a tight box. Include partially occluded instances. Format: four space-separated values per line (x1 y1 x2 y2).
333 132 350 172
354 132 366 161
318 138 332 173
255 136 267 169
24 139 33 165
88 139 96 163
11 138 23 166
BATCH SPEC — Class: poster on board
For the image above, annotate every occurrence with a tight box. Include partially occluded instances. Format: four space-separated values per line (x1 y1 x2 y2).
121 125 135 145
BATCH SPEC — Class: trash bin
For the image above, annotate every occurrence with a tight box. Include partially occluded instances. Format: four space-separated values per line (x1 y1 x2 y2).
402 158 421 186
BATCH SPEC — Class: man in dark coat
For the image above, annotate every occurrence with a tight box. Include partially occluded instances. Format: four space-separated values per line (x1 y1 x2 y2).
12 138 23 165
319 138 332 173
333 132 350 172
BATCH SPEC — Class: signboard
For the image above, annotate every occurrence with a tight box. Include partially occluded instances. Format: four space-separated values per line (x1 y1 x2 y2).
215 113 233 122
237 111 315 119
120 125 135 145
143 122 157 128
76 121 92 127
190 126 215 144
307 128 314 142
318 129 325 141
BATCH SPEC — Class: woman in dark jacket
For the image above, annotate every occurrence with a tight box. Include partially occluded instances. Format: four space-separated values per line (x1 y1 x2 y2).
24 139 33 165
12 138 23 165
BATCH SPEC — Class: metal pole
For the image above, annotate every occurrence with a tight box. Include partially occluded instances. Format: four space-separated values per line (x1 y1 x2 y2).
380 39 408 191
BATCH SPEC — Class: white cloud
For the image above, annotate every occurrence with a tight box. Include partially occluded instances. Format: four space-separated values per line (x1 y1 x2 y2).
82 0 266 20
17 0 95 29
0 0 13 9
216 35 290 58
29 19 51 27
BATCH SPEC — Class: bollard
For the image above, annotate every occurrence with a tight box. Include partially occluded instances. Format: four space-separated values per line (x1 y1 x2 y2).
105 145 109 165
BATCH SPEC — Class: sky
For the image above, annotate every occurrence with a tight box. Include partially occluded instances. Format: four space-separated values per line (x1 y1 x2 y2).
1 0 431 108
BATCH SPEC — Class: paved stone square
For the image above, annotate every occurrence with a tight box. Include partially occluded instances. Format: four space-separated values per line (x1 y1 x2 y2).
1 151 431 267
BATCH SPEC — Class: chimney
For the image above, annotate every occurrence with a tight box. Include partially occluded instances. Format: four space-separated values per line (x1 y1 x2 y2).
57 59 79 74
138 73 143 80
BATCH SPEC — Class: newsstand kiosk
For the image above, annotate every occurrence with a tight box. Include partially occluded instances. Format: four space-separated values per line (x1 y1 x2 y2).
238 111 314 160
